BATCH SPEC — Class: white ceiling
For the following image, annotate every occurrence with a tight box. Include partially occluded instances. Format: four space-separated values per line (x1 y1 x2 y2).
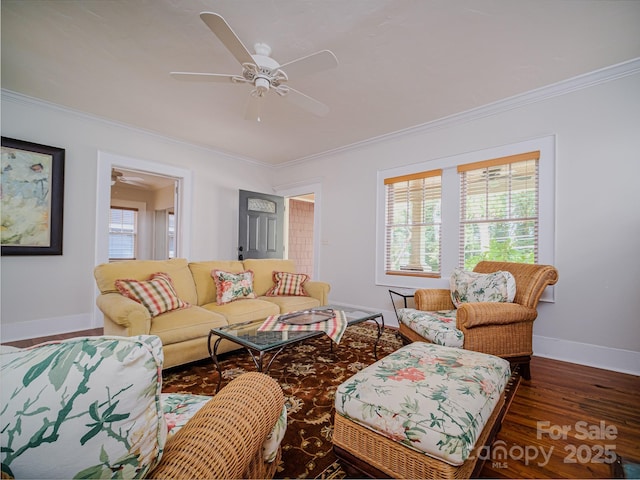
2 0 640 166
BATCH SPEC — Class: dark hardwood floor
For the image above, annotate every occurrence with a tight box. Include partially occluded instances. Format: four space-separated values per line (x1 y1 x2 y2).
480 356 640 478
3 330 639 479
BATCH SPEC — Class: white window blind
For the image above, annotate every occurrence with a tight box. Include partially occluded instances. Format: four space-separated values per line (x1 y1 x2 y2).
458 151 539 269
384 169 442 277
109 207 138 260
168 212 176 259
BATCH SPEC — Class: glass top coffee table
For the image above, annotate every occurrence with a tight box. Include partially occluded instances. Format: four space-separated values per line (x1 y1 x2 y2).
208 305 384 392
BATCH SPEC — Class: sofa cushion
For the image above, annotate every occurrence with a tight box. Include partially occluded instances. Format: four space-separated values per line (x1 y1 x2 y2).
212 269 257 305
0 335 167 479
450 268 516 308
149 305 227 346
266 271 310 297
259 295 320 313
94 258 197 305
188 260 245 306
116 272 189 317
335 342 510 466
202 298 279 324
242 259 297 296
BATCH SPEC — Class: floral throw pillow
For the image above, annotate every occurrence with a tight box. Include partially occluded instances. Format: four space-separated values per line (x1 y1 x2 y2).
266 271 310 297
212 269 257 305
450 268 516 307
0 335 167 479
116 272 189 317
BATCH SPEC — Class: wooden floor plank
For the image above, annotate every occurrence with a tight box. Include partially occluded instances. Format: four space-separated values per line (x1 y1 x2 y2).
480 356 640 479
3 331 638 478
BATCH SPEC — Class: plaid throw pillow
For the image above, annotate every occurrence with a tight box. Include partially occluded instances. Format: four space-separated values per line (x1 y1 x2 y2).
266 271 310 297
116 272 189 317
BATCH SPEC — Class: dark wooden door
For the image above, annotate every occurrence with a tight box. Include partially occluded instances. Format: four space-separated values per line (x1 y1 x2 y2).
238 190 284 260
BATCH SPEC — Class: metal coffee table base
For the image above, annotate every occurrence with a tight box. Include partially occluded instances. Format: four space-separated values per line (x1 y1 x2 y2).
208 310 384 393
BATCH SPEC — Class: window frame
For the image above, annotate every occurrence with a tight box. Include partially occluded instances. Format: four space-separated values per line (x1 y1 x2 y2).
384 169 443 278
108 205 140 262
375 135 556 301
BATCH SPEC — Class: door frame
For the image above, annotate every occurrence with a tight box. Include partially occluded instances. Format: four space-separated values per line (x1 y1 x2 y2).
274 181 322 280
95 151 192 265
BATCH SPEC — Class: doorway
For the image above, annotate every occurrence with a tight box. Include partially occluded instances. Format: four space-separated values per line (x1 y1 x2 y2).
110 168 178 261
95 151 192 267
285 194 315 277
275 181 322 280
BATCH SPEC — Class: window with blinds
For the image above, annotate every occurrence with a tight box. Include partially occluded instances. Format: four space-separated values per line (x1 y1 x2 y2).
384 169 442 277
168 212 176 259
109 207 138 260
458 151 539 270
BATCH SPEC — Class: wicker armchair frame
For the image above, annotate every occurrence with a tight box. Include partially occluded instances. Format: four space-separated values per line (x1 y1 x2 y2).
398 261 558 379
148 372 285 479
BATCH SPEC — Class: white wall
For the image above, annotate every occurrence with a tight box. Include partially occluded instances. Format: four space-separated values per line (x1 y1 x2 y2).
273 71 640 375
0 94 274 340
2 69 639 374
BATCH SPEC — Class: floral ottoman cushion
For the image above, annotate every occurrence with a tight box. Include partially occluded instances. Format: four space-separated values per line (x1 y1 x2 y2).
161 392 288 463
0 335 166 479
335 342 510 465
399 308 464 348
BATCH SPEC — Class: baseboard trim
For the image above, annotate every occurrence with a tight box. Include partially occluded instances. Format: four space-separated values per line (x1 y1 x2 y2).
0 313 97 343
533 335 640 376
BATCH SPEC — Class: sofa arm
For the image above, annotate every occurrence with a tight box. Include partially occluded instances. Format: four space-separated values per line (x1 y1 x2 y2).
305 281 331 305
149 372 285 480
456 302 538 329
414 288 455 311
96 292 151 336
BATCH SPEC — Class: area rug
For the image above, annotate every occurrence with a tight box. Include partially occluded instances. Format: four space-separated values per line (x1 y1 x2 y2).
161 324 521 479
162 322 401 479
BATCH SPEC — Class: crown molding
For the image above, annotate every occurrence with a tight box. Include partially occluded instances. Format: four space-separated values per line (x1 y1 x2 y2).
279 57 640 169
0 88 268 168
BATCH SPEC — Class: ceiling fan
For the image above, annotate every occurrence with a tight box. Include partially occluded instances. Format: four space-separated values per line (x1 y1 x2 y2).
170 12 338 121
111 169 145 187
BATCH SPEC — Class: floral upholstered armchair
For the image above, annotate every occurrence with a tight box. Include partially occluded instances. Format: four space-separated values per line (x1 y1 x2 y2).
398 261 558 379
0 335 286 479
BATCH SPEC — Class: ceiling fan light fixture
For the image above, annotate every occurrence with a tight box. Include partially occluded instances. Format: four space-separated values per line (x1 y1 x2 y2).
254 76 270 96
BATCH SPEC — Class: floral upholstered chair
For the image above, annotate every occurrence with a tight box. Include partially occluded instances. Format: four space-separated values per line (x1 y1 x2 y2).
398 261 558 379
0 335 286 479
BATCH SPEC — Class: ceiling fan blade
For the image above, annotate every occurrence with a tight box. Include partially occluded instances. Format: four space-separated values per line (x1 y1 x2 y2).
170 72 237 83
244 94 264 122
122 179 146 186
200 12 255 66
278 50 338 78
284 87 330 117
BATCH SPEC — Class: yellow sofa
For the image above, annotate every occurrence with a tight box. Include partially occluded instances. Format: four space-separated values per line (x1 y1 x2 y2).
94 258 330 369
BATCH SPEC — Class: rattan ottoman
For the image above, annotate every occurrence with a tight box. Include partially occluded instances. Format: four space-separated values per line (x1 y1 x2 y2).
332 342 510 479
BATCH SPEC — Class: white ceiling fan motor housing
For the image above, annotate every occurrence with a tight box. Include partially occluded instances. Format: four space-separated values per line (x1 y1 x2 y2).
249 43 286 96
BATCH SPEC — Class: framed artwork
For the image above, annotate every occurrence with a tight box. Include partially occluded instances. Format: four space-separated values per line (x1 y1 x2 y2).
1 137 65 255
